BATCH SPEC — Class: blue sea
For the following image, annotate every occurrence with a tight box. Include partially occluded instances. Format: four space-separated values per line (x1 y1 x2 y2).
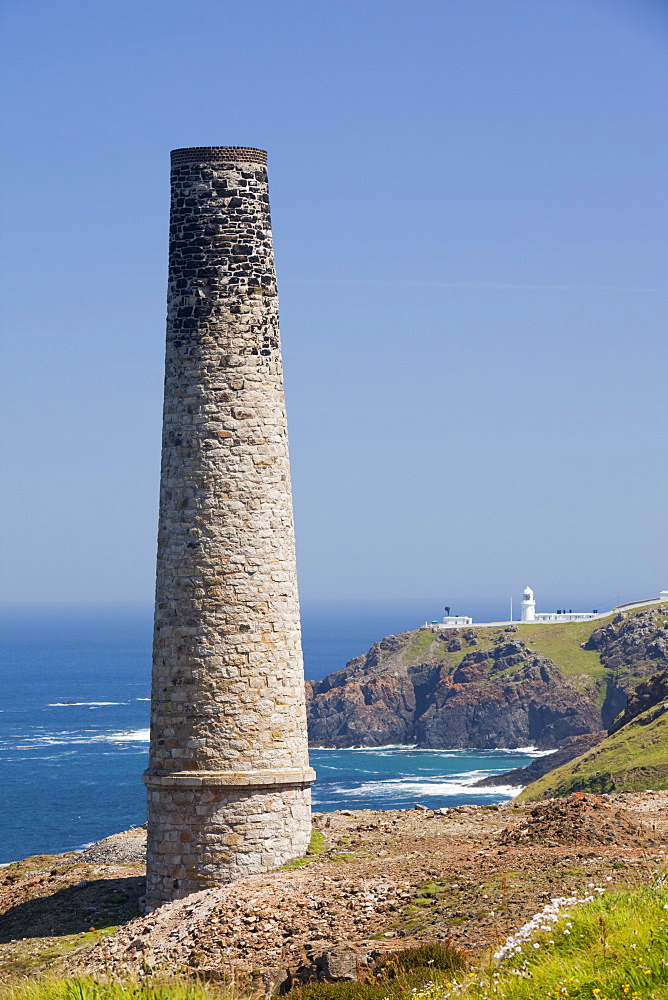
0 601 544 865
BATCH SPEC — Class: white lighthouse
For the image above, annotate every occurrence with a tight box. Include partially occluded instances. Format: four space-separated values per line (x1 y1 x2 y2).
521 586 536 622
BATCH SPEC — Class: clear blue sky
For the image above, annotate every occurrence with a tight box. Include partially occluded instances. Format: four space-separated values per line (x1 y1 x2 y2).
1 0 666 610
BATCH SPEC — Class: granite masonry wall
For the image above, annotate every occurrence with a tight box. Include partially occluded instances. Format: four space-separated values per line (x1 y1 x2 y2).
144 146 314 910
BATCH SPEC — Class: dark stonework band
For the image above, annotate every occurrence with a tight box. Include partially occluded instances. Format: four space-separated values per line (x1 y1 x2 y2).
170 146 267 166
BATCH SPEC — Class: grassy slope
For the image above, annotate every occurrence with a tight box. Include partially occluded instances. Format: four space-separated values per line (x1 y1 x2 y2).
510 620 608 685
395 603 665 700
481 604 664 695
391 620 605 680
457 880 668 1000
517 703 668 800
510 603 667 680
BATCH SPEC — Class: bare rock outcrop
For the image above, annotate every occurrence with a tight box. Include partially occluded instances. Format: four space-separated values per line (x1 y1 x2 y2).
413 644 600 749
307 636 601 750
610 667 668 733
69 867 407 984
498 792 646 847
584 607 668 724
79 826 147 865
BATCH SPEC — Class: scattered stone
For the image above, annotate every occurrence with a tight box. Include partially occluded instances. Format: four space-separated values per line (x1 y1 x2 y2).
2 795 665 985
498 792 646 846
79 827 147 866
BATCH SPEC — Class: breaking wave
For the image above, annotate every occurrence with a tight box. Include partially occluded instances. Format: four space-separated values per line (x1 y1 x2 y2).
310 743 417 751
106 729 150 742
1 729 150 751
311 744 552 757
315 776 523 800
47 701 126 707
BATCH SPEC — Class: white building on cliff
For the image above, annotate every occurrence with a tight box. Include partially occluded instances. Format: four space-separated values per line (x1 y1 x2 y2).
425 588 667 630
521 586 598 623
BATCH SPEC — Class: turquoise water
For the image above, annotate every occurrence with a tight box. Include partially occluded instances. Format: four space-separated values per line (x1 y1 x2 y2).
0 603 538 863
310 745 536 811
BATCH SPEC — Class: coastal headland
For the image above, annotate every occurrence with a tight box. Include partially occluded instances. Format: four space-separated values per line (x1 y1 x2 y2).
307 603 668 761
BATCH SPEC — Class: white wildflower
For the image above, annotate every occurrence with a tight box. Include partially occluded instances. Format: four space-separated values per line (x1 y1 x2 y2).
493 890 602 963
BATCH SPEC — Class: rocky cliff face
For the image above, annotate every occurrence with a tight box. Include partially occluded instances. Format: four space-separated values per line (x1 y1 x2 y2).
306 634 601 750
584 607 668 724
609 667 668 734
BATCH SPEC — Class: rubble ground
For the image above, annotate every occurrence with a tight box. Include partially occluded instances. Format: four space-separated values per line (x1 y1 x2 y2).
0 792 666 987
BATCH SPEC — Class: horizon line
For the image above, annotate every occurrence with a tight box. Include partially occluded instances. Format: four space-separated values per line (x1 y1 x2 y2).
282 278 666 293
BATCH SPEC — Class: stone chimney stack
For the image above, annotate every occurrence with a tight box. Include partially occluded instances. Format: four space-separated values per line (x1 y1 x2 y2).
144 147 314 910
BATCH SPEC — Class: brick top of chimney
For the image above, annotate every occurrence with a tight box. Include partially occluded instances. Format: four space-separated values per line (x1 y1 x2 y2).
170 146 267 166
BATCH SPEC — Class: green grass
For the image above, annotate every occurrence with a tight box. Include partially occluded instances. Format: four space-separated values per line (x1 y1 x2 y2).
401 605 667 711
308 829 326 854
517 606 667 700
0 979 235 1000
372 609 657 698
518 703 668 800
396 881 457 936
405 630 439 660
445 880 668 999
278 828 327 868
296 944 468 1000
405 618 611 694
371 602 665 690
294 972 453 1000
0 928 123 980
403 881 449 912
509 621 609 691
